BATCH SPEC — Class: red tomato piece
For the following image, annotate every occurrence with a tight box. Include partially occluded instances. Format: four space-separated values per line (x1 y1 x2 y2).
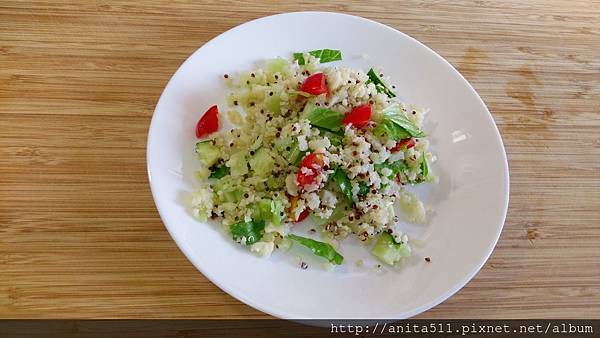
342 104 372 128
195 105 219 138
300 152 325 170
390 138 415 152
300 73 328 95
296 209 310 222
296 168 316 187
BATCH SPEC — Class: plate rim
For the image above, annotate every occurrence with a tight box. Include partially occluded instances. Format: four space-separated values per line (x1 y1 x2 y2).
146 11 510 319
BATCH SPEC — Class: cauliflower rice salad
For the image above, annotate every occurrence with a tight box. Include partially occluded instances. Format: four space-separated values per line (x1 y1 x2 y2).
191 49 435 268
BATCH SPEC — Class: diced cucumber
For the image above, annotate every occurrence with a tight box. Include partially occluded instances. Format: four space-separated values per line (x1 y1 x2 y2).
249 148 274 176
252 199 283 226
195 140 220 167
266 57 289 74
264 95 281 114
226 151 248 176
371 232 411 265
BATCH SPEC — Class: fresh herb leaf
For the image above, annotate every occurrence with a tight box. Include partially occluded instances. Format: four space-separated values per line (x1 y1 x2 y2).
208 164 230 179
374 160 407 177
288 234 344 265
331 168 353 203
383 109 426 137
373 119 411 140
294 49 342 65
366 68 396 98
230 220 265 246
420 154 429 179
306 108 344 132
357 181 370 196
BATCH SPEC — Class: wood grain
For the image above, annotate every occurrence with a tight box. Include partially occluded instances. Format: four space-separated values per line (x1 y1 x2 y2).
1 0 599 319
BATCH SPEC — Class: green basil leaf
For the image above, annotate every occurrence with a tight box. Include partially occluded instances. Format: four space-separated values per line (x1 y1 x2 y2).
357 181 370 196
288 234 344 265
208 164 230 179
230 220 265 246
383 109 426 138
373 119 411 140
331 168 353 203
306 108 344 132
294 49 342 65
366 68 396 98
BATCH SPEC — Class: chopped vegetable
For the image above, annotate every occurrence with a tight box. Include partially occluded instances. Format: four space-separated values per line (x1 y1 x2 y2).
249 147 275 175
331 168 353 203
253 199 283 226
286 140 305 165
420 154 429 180
366 68 396 98
306 107 344 132
373 118 411 140
288 234 344 265
195 105 219 138
230 220 266 246
342 104 372 128
390 138 416 152
373 108 425 140
294 49 342 65
195 140 220 167
371 232 411 265
208 164 230 179
296 152 325 188
300 73 328 95
383 109 426 137
374 160 407 177
357 181 370 196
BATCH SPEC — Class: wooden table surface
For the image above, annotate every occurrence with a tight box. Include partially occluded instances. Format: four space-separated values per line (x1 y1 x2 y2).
1 1 599 319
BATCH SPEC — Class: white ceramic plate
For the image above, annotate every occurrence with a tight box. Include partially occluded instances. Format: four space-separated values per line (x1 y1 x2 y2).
147 12 509 319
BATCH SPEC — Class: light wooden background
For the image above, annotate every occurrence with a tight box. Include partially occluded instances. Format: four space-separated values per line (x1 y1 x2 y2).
1 1 599 319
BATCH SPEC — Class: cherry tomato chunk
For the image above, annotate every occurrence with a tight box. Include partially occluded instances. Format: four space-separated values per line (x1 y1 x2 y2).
390 138 416 152
195 105 219 138
300 73 328 95
342 104 372 128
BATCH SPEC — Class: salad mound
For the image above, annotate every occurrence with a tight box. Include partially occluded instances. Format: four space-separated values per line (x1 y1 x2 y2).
191 49 435 267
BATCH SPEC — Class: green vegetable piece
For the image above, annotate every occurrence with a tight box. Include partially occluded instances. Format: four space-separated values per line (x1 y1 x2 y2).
374 160 407 177
264 94 281 114
230 220 266 246
195 140 220 167
310 198 348 225
383 109 426 138
331 168 353 203
357 181 370 196
373 119 411 140
306 108 344 132
286 140 305 166
249 147 274 176
366 68 396 98
266 57 289 74
288 234 344 265
421 155 429 177
294 49 342 65
253 199 283 226
208 164 230 179
371 232 411 265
